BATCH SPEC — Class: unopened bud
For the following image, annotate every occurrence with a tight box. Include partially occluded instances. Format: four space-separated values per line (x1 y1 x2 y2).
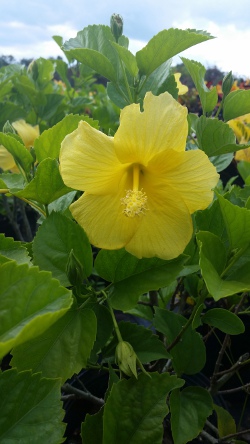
115 341 137 378
110 13 123 42
27 59 39 81
3 121 16 134
66 249 84 288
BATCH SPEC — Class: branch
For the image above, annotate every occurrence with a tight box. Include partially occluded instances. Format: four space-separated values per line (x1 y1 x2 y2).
61 383 104 407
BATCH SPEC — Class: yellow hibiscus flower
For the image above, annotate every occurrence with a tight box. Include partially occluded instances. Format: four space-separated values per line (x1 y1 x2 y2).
60 92 219 260
0 120 40 172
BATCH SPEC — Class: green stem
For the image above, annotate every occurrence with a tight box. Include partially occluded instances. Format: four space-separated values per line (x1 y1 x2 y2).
106 296 123 343
167 292 206 352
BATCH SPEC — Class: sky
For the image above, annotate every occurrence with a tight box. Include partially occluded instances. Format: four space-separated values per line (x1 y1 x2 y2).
0 0 250 78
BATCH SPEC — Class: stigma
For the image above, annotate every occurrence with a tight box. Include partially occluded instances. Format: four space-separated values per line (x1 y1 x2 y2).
121 189 148 217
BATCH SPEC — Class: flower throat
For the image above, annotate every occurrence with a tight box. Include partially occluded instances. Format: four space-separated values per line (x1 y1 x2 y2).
121 164 148 218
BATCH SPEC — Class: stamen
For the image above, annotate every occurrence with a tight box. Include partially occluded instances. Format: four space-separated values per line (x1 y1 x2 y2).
121 189 148 218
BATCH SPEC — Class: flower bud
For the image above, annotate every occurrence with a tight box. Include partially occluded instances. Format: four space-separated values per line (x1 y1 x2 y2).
115 341 137 378
110 13 123 42
66 249 84 288
27 59 39 81
3 121 16 135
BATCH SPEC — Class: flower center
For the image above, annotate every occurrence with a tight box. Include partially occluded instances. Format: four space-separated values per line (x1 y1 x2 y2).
121 165 148 218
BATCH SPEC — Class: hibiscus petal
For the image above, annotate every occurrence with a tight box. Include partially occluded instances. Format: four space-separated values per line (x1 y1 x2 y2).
125 185 193 260
114 91 188 165
60 121 128 194
0 145 17 172
70 190 140 250
147 148 219 214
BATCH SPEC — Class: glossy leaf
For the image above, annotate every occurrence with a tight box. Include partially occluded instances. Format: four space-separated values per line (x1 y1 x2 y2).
223 89 250 121
34 113 99 162
95 249 187 310
0 172 25 190
0 233 31 265
197 231 250 300
136 28 213 77
217 193 250 249
181 57 218 113
103 372 184 444
213 404 236 437
170 387 213 444
0 132 33 173
196 116 240 156
14 158 72 205
0 369 65 444
102 321 170 364
110 41 138 77
202 308 245 334
33 212 93 286
63 25 120 81
153 307 206 375
237 160 250 183
11 307 97 382
195 199 228 247
0 261 72 359
82 409 104 444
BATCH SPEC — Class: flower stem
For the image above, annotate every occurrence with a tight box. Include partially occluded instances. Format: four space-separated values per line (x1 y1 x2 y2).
106 296 123 343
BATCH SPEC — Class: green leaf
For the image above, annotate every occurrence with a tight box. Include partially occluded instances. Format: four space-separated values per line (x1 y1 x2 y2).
197 231 250 300
87 303 113 362
213 404 236 437
195 199 228 247
0 102 26 130
66 48 117 82
33 212 93 286
103 372 184 444
137 60 174 102
209 152 234 173
181 57 218 113
0 233 31 265
136 28 213 77
217 194 250 249
11 307 97 382
110 41 138 77
82 408 104 444
223 89 250 121
196 116 239 156
33 57 55 88
14 158 72 205
95 249 187 310
63 25 120 81
0 369 65 444
0 261 72 359
153 308 206 375
237 160 250 183
0 172 25 190
34 113 98 162
202 308 245 334
38 93 64 121
102 321 170 364
170 387 213 444
0 132 33 173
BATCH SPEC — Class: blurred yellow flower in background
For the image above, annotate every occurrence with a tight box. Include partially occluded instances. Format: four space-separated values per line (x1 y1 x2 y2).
174 73 188 96
228 114 250 162
0 120 40 172
60 92 218 260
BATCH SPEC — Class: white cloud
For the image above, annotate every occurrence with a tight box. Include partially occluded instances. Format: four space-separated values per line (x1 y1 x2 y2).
172 20 250 78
